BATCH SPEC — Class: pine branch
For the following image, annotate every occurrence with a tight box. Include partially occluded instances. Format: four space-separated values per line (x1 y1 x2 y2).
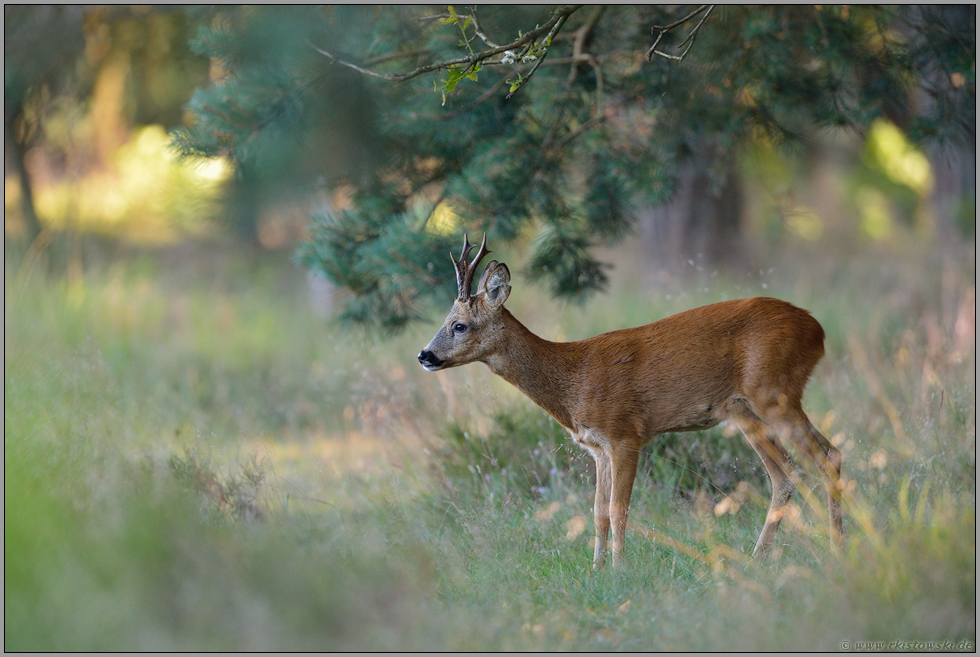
310 5 582 84
505 10 571 99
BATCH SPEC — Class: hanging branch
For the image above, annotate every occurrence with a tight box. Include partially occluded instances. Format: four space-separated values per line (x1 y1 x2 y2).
566 5 606 85
505 10 570 99
466 8 502 49
311 5 582 85
646 4 715 62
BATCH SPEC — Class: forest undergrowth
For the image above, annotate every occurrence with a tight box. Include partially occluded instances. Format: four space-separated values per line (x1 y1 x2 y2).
5 238 975 651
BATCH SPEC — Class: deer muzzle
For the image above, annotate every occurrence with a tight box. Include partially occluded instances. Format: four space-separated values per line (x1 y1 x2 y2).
417 349 445 371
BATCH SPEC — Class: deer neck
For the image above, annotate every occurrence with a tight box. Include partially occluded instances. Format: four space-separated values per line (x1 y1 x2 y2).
483 308 580 429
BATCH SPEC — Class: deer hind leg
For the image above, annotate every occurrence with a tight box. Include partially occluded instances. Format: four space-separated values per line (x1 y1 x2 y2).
730 402 799 556
608 443 641 569
767 406 844 546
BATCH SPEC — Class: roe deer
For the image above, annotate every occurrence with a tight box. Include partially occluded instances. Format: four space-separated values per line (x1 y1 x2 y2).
418 235 842 568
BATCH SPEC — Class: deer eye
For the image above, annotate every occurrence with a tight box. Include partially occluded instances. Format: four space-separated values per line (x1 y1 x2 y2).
452 322 468 334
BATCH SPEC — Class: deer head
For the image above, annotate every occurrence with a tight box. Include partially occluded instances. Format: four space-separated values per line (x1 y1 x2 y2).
418 234 511 371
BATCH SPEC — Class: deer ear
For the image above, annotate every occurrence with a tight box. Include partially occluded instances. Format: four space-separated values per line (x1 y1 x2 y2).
480 262 511 308
476 260 498 293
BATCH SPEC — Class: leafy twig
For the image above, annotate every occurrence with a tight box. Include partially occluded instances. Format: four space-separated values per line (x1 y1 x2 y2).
441 53 607 119
505 10 571 99
311 5 582 84
446 6 476 56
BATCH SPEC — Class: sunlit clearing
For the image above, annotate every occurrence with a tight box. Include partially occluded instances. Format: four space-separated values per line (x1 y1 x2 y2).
192 155 233 183
866 119 933 196
25 125 231 244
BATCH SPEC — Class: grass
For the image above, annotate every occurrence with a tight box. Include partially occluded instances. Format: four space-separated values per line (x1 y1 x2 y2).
4 236 976 651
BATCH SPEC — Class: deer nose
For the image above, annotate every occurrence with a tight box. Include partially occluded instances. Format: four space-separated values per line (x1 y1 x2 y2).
418 350 445 370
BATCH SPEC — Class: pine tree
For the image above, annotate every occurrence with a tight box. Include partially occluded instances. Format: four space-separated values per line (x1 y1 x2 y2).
174 5 975 330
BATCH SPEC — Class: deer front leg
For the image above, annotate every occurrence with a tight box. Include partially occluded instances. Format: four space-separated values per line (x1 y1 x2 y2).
609 445 641 569
592 450 612 569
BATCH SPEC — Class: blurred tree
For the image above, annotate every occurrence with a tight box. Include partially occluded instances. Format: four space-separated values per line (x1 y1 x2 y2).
4 6 86 243
171 6 386 244
173 5 975 329
902 5 977 239
4 6 209 246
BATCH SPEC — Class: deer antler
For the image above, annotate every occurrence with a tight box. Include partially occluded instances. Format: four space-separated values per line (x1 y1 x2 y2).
451 233 491 301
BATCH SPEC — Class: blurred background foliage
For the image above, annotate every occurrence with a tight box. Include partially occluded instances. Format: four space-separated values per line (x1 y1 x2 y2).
4 5 976 651
174 4 975 326
5 5 976 324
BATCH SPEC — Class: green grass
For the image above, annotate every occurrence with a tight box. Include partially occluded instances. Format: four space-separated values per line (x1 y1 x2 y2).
5 238 976 650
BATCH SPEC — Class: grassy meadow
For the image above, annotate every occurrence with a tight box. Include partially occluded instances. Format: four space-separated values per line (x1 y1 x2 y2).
4 237 976 651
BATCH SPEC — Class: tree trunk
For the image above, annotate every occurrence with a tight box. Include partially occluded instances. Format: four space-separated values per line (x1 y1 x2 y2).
4 118 43 243
638 145 744 275
225 164 263 244
929 144 976 240
906 5 975 239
